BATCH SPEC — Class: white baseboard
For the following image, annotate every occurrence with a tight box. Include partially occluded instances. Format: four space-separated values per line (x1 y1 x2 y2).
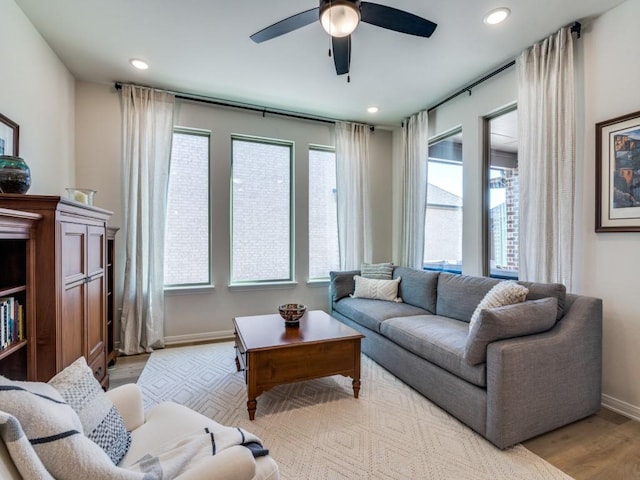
601 393 640 422
164 330 235 346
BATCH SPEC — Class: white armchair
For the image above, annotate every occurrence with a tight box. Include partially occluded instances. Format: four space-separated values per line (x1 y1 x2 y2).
0 383 279 480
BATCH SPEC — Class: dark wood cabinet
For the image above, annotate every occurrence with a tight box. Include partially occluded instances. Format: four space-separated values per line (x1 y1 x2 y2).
106 227 119 366
0 195 112 387
0 208 40 380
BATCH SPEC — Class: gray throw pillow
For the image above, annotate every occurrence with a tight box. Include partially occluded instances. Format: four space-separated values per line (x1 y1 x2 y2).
360 262 394 280
464 297 558 366
49 357 131 465
330 270 360 302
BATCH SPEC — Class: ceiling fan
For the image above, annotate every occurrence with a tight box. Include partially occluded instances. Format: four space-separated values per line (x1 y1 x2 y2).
250 0 437 77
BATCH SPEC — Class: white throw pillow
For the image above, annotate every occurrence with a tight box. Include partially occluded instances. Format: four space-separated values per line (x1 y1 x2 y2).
351 275 402 303
468 281 529 332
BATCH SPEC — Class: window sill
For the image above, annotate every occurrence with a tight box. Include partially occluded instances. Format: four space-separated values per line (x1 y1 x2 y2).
164 285 215 296
227 281 298 291
306 279 330 287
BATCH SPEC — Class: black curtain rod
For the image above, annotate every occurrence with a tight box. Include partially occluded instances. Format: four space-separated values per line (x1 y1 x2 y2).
426 21 582 114
114 82 337 126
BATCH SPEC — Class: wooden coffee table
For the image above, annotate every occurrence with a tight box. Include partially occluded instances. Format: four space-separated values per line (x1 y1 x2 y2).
233 310 364 420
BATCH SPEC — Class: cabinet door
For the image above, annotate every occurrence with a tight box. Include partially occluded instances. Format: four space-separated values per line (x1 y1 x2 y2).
61 280 85 370
86 225 106 383
62 222 86 285
86 273 105 363
61 222 86 370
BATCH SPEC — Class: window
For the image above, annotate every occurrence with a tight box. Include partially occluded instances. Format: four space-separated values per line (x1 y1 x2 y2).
164 129 211 287
486 108 519 279
308 146 339 279
423 131 463 273
231 137 293 283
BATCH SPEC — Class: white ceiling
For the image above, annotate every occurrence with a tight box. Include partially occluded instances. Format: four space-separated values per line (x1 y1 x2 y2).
16 0 625 126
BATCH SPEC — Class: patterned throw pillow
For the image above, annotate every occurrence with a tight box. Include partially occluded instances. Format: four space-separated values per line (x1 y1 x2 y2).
360 262 394 280
468 281 529 333
49 357 131 465
351 275 403 302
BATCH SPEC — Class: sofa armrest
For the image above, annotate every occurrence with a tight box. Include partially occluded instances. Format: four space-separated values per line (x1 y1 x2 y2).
485 294 602 448
173 445 256 480
106 384 145 431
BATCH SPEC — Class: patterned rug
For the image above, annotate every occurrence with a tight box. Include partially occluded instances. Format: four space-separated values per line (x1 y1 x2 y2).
137 342 572 480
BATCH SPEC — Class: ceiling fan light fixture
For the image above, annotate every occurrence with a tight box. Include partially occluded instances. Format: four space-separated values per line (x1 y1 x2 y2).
483 7 510 25
320 1 361 37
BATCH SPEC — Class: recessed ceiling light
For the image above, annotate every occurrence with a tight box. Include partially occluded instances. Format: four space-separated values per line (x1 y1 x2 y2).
367 106 379 114
130 58 149 70
483 7 510 25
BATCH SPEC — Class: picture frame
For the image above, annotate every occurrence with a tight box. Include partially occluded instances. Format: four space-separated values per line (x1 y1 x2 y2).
0 113 19 157
596 110 640 232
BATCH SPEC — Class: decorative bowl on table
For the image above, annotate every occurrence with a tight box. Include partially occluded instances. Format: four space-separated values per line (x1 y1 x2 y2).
278 303 307 327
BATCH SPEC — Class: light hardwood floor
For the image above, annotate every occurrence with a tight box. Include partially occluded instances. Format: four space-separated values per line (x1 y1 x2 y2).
109 349 640 480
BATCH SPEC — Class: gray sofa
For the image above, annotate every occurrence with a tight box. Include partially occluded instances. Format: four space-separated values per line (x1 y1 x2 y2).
328 266 602 449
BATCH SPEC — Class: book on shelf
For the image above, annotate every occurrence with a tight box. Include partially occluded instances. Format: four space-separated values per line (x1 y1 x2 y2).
0 296 24 349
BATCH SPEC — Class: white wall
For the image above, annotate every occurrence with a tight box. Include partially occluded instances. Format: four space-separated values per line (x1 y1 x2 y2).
74 84 393 344
0 0 75 194
579 0 640 419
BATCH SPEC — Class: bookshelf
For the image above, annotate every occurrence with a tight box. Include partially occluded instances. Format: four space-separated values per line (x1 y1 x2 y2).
0 208 40 380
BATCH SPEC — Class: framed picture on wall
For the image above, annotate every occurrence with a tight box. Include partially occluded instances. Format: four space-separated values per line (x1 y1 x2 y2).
596 110 640 232
0 113 19 157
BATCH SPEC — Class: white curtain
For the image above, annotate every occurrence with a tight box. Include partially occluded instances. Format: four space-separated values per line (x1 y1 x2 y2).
517 26 575 289
399 110 429 269
335 122 372 270
120 85 175 355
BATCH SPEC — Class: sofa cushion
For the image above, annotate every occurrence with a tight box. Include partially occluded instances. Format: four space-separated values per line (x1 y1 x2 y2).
393 267 439 313
468 281 529 330
361 262 394 279
49 357 131 465
330 270 360 302
436 273 501 322
351 275 402 302
333 297 429 333
518 280 567 320
380 315 487 387
464 297 559 365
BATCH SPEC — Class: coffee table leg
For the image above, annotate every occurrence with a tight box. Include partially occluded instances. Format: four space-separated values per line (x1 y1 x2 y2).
247 397 257 420
352 378 361 399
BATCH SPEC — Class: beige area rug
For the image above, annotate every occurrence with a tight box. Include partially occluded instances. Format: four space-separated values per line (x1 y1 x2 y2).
136 342 572 480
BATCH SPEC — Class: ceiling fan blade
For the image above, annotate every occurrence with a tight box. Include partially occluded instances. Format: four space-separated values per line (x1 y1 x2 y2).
250 7 319 43
360 2 437 38
332 35 351 75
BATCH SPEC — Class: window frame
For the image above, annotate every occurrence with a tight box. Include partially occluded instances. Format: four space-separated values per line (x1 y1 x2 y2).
164 127 213 291
307 144 339 282
423 128 464 275
229 134 295 286
483 104 519 280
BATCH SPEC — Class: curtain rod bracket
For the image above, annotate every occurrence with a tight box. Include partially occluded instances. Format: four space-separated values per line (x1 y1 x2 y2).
571 21 582 38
